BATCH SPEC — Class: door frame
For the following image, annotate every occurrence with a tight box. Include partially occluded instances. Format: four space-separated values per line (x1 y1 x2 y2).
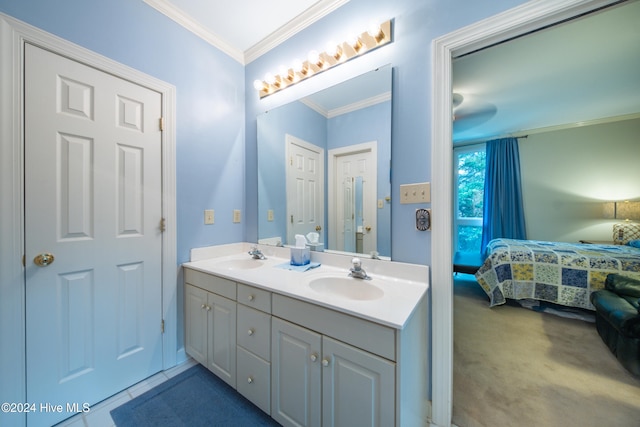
430 0 620 425
327 141 377 253
0 13 177 425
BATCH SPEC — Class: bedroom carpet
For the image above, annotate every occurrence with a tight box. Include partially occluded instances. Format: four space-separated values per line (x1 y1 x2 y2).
110 364 279 427
453 274 640 427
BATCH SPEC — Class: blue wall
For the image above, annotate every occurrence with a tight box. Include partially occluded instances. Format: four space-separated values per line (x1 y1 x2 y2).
245 0 527 264
0 0 246 265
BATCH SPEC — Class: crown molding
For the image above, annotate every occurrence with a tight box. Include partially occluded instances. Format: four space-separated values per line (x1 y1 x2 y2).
143 0 244 63
301 91 391 118
144 0 349 65
244 0 350 64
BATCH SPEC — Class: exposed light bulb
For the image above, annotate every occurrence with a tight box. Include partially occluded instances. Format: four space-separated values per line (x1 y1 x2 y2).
367 21 384 42
347 34 363 52
264 73 276 85
325 41 342 60
278 65 291 82
307 50 324 68
292 59 303 73
253 79 265 91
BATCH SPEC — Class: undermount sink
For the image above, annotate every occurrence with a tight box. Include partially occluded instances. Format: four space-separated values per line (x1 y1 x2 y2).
214 259 264 270
308 276 384 301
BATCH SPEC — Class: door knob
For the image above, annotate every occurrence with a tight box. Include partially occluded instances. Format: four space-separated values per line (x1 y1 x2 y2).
33 253 55 267
365 225 372 232
315 225 322 231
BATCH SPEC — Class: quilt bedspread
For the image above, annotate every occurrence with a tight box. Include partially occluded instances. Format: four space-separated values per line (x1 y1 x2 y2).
474 239 640 309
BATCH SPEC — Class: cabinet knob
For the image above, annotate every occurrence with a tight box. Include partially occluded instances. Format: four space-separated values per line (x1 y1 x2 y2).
247 328 254 336
201 304 206 309
321 358 330 367
247 376 253 384
205 305 211 311
247 294 255 302
310 353 317 362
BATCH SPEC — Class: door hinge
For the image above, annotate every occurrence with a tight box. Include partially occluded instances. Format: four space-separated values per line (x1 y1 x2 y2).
160 218 166 232
22 254 26 267
159 117 164 131
161 319 165 334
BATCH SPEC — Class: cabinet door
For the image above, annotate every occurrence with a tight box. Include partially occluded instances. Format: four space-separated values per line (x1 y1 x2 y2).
272 318 322 427
322 336 395 427
184 284 208 366
207 292 237 388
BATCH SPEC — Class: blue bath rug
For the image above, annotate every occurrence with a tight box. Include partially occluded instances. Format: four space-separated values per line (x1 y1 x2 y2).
110 364 280 426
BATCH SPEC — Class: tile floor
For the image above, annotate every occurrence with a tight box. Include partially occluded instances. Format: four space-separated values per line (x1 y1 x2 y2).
54 359 198 427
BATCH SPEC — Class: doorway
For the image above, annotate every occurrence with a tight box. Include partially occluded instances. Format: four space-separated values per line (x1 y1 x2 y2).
430 0 621 425
328 141 378 255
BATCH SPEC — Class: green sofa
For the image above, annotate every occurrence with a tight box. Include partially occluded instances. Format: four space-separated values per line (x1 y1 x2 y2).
590 274 640 376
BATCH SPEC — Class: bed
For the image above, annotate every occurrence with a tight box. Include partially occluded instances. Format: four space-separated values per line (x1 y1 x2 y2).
474 238 640 310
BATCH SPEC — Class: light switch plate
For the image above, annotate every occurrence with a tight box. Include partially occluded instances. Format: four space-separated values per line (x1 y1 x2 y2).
400 182 431 204
267 209 274 221
204 209 214 224
233 209 241 223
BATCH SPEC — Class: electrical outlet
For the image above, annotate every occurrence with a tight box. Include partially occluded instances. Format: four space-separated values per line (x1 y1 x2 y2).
400 182 431 204
233 209 241 223
204 209 214 224
267 209 274 221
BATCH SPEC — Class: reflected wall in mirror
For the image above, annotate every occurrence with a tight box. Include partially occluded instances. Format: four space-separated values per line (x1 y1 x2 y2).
257 64 392 258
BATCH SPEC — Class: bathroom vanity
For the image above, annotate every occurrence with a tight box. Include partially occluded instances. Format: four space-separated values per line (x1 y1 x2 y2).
183 243 429 427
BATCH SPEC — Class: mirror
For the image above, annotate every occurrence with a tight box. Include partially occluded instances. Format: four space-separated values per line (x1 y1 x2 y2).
257 64 392 258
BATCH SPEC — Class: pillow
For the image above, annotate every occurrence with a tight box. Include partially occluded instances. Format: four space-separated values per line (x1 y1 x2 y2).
628 240 640 248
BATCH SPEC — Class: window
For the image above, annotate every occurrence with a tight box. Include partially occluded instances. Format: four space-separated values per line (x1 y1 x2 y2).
454 144 485 254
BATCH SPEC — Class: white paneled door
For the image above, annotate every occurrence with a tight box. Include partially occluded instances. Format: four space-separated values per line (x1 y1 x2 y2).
24 44 163 427
286 134 324 246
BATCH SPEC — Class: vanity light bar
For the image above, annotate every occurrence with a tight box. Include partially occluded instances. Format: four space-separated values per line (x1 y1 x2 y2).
254 19 392 99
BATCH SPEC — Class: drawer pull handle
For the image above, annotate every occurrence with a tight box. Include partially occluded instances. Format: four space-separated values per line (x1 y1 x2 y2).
247 329 254 336
310 354 317 362
322 358 330 367
247 294 255 301
247 376 253 384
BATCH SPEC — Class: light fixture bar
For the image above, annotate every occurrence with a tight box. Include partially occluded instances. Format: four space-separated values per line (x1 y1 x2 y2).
255 19 392 99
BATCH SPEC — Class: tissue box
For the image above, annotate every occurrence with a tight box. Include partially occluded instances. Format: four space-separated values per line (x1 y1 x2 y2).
290 247 310 266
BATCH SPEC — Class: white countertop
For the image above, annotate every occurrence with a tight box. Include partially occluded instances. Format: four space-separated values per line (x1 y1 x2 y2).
183 243 429 329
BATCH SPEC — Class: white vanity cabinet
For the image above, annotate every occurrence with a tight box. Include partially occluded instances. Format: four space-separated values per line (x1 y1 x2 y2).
271 295 396 427
184 269 237 388
183 262 429 427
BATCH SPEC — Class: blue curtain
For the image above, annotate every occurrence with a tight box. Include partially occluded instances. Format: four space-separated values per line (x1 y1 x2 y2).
481 137 526 253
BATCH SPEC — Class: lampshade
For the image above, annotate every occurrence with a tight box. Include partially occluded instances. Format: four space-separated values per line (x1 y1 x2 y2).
616 200 640 221
604 200 640 221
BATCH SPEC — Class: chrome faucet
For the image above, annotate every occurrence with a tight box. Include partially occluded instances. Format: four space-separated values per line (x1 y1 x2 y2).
248 246 266 260
349 257 371 280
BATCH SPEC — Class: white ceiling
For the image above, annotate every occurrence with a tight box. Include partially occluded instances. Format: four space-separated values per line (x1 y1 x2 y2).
452 0 640 143
143 0 349 63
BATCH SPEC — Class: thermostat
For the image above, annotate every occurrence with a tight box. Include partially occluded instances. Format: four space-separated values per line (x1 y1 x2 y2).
416 209 431 231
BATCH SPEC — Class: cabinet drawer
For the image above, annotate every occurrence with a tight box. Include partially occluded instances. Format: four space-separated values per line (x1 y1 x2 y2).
237 305 271 361
237 346 270 415
237 283 271 313
272 294 396 361
184 268 236 300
